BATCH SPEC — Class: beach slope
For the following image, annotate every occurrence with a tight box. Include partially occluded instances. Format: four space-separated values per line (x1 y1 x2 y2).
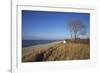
22 40 90 62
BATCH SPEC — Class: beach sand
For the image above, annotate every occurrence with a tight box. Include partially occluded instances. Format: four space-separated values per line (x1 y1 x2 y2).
22 40 90 62
22 41 63 56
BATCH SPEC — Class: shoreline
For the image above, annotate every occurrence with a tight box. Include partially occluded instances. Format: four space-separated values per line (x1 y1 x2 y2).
22 40 63 55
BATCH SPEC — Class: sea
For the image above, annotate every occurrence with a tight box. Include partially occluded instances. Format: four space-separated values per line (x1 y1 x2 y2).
22 40 59 48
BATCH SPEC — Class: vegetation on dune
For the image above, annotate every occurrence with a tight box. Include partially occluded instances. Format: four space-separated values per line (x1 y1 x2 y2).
68 19 86 40
22 39 90 62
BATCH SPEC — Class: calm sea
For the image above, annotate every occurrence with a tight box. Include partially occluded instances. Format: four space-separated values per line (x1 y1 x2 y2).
22 40 58 48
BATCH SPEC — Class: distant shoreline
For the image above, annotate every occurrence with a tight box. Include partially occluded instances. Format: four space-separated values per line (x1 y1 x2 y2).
22 40 63 55
22 40 63 48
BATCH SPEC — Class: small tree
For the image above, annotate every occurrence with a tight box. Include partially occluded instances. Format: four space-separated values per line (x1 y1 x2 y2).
68 19 86 40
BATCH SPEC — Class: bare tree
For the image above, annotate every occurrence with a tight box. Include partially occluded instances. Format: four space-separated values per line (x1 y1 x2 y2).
68 19 85 40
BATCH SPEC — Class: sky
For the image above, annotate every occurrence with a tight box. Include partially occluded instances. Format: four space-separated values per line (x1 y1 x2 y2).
22 10 90 40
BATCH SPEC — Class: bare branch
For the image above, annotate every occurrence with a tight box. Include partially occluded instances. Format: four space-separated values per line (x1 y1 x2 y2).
68 19 86 40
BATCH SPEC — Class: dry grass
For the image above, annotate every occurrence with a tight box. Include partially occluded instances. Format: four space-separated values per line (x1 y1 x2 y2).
22 39 90 62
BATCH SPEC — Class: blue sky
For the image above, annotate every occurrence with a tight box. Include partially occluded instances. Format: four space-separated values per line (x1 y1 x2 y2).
22 10 90 40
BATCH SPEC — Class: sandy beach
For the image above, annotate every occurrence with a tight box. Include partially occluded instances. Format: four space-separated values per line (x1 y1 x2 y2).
22 41 63 55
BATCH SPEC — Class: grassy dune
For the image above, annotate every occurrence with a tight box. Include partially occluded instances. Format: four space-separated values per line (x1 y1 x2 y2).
22 39 90 62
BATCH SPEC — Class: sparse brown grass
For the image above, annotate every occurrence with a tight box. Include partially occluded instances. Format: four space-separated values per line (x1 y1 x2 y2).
22 39 90 62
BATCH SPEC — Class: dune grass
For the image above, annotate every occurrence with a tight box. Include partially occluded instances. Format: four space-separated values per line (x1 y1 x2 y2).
22 39 90 62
